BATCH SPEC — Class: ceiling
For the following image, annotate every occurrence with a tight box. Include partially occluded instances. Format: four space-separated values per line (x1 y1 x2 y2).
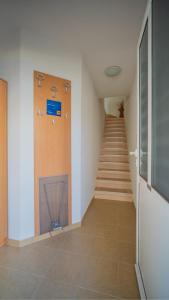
1 0 147 98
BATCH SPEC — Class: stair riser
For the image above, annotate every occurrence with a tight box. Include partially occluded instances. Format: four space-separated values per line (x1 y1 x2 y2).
106 118 124 123
94 192 133 202
97 170 130 179
101 148 128 152
102 143 127 148
104 132 125 137
100 156 129 163
99 163 129 171
105 123 125 127
96 180 132 189
103 139 126 144
104 137 127 141
100 152 128 157
105 124 125 127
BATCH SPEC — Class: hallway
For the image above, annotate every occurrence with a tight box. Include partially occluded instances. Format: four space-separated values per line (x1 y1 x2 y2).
0 199 138 299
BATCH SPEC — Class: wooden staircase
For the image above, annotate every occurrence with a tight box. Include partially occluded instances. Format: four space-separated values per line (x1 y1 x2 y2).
94 116 133 202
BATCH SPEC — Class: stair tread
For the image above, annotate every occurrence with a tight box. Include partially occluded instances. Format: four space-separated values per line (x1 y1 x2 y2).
100 154 128 157
95 187 132 194
98 168 129 172
99 161 129 165
96 177 131 182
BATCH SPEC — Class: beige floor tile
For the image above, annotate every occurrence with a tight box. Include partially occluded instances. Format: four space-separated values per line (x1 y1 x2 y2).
117 241 136 264
0 266 41 299
81 257 118 296
83 209 117 226
0 199 138 299
116 263 140 299
32 278 115 300
55 231 118 259
31 233 66 250
46 250 90 285
117 225 136 244
80 222 118 239
31 278 77 299
0 244 57 276
46 251 118 296
75 286 114 299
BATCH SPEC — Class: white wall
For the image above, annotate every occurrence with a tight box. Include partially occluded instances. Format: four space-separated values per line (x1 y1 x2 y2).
0 28 103 240
81 61 104 216
104 96 125 117
0 30 21 239
125 76 137 205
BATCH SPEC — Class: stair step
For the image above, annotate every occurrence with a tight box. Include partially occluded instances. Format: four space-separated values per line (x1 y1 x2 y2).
100 148 128 155
97 170 130 180
96 179 132 189
105 122 125 126
94 191 133 202
102 142 127 148
100 154 129 163
95 186 132 193
106 118 124 122
105 123 125 127
104 137 127 142
104 132 125 137
99 162 129 171
96 177 131 182
104 137 126 142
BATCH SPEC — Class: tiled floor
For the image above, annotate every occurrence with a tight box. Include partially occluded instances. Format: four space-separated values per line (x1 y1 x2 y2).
0 199 139 299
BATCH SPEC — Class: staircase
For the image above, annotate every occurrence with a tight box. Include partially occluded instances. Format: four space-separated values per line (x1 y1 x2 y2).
95 116 133 202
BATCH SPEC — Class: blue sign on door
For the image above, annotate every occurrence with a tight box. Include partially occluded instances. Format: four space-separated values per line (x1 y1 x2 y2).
47 100 61 117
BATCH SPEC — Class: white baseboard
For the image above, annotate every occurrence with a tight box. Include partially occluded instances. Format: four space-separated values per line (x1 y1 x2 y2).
135 264 147 300
7 222 81 248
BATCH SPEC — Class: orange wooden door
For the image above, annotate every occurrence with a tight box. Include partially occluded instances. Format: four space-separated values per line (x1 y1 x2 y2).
34 71 71 235
0 80 8 246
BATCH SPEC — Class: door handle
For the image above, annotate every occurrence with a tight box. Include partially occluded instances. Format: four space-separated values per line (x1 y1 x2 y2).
129 149 138 158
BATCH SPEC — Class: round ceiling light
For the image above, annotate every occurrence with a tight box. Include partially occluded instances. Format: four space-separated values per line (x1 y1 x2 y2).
104 66 122 77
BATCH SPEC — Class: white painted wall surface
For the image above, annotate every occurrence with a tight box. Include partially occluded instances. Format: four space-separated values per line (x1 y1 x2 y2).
124 76 137 205
104 96 125 117
0 31 21 239
81 61 105 217
0 28 103 240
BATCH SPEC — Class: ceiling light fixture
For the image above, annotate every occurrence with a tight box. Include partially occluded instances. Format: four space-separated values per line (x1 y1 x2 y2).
104 66 122 77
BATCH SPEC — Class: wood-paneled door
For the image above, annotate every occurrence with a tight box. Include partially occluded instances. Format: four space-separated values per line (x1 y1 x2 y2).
0 79 8 246
34 71 71 235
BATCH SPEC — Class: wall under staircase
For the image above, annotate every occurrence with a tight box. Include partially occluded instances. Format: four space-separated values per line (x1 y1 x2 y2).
95 116 133 202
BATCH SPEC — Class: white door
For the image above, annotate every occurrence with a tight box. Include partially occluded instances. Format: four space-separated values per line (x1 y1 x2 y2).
136 0 169 299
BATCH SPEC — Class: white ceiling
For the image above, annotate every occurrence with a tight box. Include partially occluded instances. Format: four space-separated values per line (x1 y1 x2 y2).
1 0 147 98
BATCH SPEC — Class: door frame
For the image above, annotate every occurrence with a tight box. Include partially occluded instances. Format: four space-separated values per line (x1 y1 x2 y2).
135 0 152 298
34 71 72 236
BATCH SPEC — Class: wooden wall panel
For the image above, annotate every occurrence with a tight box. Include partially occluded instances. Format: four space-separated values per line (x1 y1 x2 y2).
34 71 71 235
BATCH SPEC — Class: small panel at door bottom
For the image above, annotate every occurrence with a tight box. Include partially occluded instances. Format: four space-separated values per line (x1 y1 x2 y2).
39 175 68 234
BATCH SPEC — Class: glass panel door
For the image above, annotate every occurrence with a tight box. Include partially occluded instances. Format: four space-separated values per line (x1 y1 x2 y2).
139 22 148 180
152 0 169 202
